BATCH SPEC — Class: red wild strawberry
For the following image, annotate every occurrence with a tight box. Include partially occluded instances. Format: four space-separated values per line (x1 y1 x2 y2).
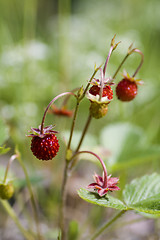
89 85 113 100
116 78 138 101
28 125 60 160
31 134 59 160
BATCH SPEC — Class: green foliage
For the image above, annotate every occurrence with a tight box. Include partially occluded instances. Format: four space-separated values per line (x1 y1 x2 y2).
0 146 10 155
79 173 160 217
123 173 160 215
78 188 126 210
0 119 9 146
0 0 160 238
100 123 160 171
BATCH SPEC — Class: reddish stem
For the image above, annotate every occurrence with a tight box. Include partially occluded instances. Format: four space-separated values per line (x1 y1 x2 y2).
71 150 108 188
40 92 76 134
3 154 18 184
99 46 114 101
103 45 114 76
132 48 144 77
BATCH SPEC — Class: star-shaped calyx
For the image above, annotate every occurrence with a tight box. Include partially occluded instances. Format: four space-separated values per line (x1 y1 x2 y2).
88 172 120 197
76 151 120 197
28 125 59 138
27 125 60 160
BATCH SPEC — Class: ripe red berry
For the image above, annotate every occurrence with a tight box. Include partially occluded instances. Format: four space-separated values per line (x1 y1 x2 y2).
89 85 113 100
31 134 60 160
116 78 137 101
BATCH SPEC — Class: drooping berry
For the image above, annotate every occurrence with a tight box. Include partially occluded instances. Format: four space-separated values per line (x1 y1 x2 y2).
31 134 59 160
28 125 60 161
116 78 137 101
0 183 14 200
89 85 113 100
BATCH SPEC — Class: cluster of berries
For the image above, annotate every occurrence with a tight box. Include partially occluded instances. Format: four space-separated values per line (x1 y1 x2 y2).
28 38 143 162
89 75 139 103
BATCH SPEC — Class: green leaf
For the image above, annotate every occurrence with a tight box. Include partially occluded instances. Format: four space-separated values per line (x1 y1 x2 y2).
78 188 127 210
123 173 160 215
100 123 160 170
0 146 10 155
0 119 9 145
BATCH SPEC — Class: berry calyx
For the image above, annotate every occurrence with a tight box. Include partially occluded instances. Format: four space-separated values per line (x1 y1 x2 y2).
28 125 60 161
116 78 137 101
0 183 14 200
31 134 59 160
89 85 113 100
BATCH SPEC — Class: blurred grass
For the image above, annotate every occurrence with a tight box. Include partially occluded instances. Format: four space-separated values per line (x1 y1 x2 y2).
0 0 160 238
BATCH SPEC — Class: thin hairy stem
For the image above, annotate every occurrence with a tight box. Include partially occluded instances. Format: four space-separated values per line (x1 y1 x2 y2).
16 152 43 240
0 200 35 240
132 49 144 77
59 162 70 240
40 92 76 134
70 150 108 187
90 210 126 240
80 67 100 100
75 114 92 153
68 114 92 170
67 99 80 150
61 88 79 106
103 45 114 76
112 53 130 79
3 154 17 184
75 114 92 152
112 45 144 80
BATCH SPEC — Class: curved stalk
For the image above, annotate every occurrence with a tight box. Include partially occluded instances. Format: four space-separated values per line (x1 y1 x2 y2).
0 200 35 240
103 45 114 76
40 92 76 134
69 114 92 170
3 154 17 184
75 114 92 153
99 43 114 101
112 45 144 80
90 210 126 240
132 49 144 77
16 152 43 240
61 88 79 106
67 99 80 150
70 150 108 187
59 162 69 240
112 53 130 79
80 67 100 101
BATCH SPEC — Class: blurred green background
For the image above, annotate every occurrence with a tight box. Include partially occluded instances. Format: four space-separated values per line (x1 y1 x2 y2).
0 0 160 239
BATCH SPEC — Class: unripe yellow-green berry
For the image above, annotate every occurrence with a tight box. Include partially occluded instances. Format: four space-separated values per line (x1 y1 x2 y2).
0 183 14 200
89 102 108 119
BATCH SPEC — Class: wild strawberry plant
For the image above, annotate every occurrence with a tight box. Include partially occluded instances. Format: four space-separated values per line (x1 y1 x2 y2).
0 35 160 240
